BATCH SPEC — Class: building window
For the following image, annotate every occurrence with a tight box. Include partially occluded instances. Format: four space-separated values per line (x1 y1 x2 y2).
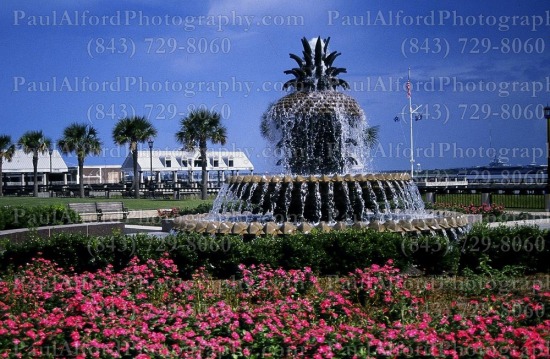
213 160 219 167
194 160 202 167
166 160 171 167
181 160 187 167
228 159 234 167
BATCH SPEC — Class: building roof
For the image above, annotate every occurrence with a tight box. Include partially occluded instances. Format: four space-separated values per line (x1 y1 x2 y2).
120 150 254 172
2 149 68 173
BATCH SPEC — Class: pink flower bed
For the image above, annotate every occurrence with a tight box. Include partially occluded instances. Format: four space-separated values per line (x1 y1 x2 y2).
0 256 549 358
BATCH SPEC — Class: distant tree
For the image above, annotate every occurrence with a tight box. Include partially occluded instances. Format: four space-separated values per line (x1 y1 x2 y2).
58 123 102 198
112 116 157 199
18 130 51 197
0 135 16 197
364 125 380 149
176 109 227 200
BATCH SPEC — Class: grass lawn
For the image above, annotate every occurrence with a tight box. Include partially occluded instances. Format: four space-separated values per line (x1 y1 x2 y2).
0 196 214 211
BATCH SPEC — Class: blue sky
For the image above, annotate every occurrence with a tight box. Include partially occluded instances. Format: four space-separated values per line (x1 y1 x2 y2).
1 1 549 173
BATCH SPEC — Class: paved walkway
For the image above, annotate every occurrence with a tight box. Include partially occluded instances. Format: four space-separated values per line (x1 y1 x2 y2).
488 217 550 230
127 209 159 219
484 211 550 229
124 224 169 238
125 209 168 237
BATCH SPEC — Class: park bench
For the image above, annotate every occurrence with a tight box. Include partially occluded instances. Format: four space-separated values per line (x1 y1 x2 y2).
68 203 101 222
96 201 129 221
68 202 129 222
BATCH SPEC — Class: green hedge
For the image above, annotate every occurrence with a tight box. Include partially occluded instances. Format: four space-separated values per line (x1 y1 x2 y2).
0 205 80 230
459 224 550 273
178 202 213 215
0 229 460 278
0 224 547 279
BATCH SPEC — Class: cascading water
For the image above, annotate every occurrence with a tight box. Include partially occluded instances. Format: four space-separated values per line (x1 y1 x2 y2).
353 181 366 220
262 91 369 175
206 173 447 225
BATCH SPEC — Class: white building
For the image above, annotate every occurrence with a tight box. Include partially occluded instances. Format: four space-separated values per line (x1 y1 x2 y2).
120 150 254 186
69 165 124 185
2 149 69 186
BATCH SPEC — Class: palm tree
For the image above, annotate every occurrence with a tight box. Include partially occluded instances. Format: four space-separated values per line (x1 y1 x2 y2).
364 125 380 149
112 116 157 199
18 130 51 197
176 109 227 200
0 135 16 197
58 123 102 198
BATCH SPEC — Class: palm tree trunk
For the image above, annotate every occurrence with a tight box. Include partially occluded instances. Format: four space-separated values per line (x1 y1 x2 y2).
33 152 39 197
78 157 85 198
0 158 3 197
133 146 139 199
200 141 208 200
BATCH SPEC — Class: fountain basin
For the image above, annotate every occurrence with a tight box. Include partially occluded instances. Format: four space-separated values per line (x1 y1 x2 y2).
172 211 471 236
209 173 430 223
173 173 472 236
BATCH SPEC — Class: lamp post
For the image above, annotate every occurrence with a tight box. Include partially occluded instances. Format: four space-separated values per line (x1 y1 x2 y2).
544 104 550 211
48 145 53 190
148 138 154 184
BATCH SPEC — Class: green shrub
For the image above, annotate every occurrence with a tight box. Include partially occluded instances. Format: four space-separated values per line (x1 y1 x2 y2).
0 209 5 230
2 232 104 273
0 224 548 279
461 255 526 297
317 230 411 275
401 234 460 275
178 202 213 215
458 223 550 274
0 205 80 230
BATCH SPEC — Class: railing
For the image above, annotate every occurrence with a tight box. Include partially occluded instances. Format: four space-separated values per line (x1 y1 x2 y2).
427 193 482 206
418 180 469 187
420 186 545 210
1 183 221 199
492 194 544 210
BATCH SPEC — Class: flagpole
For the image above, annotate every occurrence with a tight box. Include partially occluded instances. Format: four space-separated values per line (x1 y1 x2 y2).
395 67 422 178
408 67 414 178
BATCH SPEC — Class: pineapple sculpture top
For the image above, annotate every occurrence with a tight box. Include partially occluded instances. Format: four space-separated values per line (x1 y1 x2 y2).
261 36 369 175
283 36 350 92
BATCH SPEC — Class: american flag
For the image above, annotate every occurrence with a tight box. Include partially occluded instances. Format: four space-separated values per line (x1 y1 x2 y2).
406 79 411 98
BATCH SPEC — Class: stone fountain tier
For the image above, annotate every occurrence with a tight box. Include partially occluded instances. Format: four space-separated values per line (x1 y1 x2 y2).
227 173 412 183
270 91 364 117
209 173 430 224
172 173 472 236
172 211 471 236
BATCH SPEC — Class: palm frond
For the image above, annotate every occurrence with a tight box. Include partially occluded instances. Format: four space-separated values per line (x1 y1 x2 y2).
0 135 15 162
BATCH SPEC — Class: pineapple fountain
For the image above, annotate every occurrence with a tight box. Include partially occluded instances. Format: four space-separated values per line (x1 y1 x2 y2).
173 37 469 236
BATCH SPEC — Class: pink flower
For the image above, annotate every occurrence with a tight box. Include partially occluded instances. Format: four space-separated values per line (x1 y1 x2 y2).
243 332 253 343
26 330 37 340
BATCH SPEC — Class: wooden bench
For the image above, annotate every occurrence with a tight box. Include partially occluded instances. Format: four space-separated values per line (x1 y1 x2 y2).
96 202 129 221
68 203 101 222
68 202 129 222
